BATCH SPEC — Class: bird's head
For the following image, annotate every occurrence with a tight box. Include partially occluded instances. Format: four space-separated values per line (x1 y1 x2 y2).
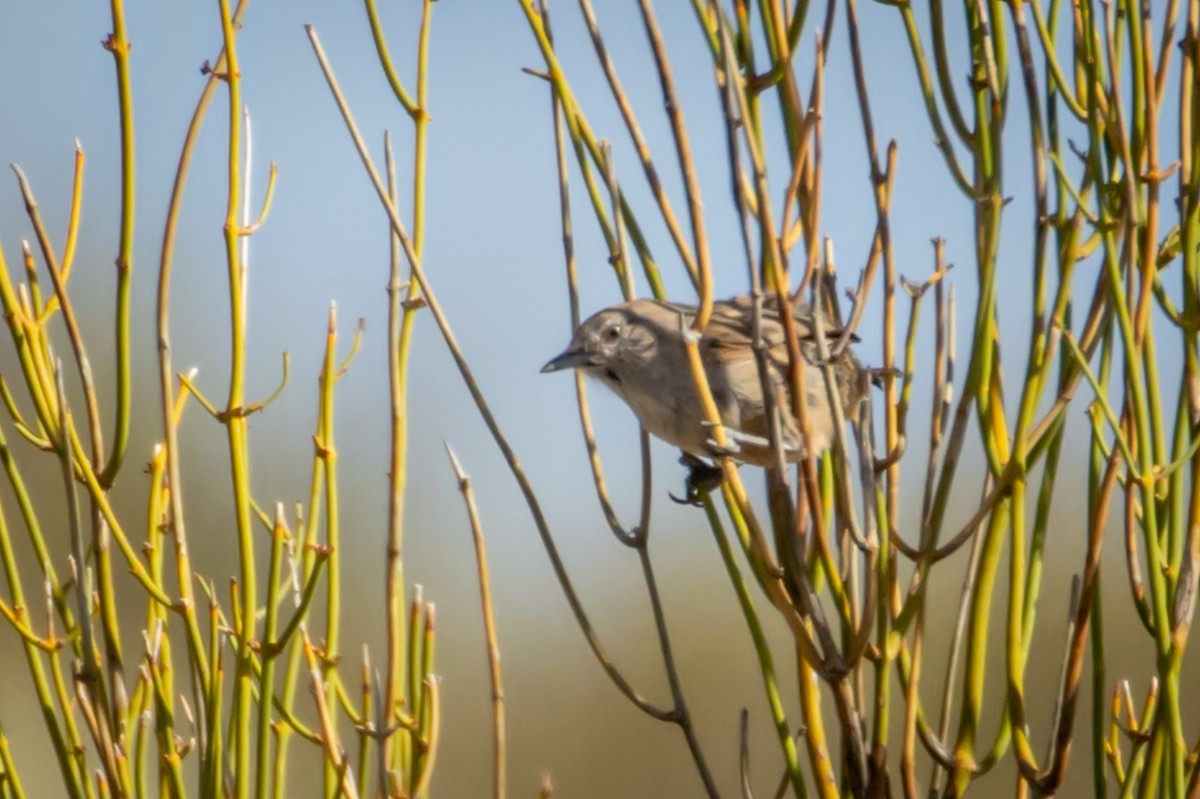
540 305 656 390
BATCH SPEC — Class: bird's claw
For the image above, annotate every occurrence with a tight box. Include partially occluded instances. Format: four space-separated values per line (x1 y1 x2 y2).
669 455 724 506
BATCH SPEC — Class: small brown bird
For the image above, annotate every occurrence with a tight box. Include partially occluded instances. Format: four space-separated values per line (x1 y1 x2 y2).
541 294 868 470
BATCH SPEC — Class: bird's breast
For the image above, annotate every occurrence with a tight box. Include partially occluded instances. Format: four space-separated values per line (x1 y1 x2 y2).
610 370 709 456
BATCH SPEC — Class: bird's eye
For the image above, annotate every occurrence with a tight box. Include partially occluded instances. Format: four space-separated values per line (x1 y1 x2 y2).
606 324 622 339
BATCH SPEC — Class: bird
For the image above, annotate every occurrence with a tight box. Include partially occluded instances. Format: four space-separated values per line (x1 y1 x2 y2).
541 294 869 488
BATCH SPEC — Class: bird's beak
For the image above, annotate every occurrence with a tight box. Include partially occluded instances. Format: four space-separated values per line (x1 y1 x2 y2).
541 347 592 373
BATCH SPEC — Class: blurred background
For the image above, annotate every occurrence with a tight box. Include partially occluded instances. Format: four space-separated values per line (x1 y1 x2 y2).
0 2 1192 796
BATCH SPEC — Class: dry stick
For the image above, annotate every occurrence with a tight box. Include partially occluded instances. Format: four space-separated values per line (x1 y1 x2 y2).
572 373 654 545
813 251 871 557
720 9 820 514
922 480 994 794
1123 448 1154 632
636 5 788 650
543 0 580 334
720 88 815 663
845 2 905 795
895 271 949 476
736 80 842 624
706 27 817 796
445 445 506 799
829 159 894 366
516 1 671 300
1153 0 1183 110
382 128 410 779
635 0 712 317
919 245 952 529
813 252 878 667
576 0 699 287
637 540 724 797
619 0 825 782
15 176 101 481
717 11 857 644
809 269 878 667
712 13 796 554
778 0 838 264
1034 451 1121 792
755 0 880 765
74 684 118 794
729 0 815 265
527 18 723 787
305 23 676 725
367 667 392 797
717 15 874 798
780 52 823 258
842 0 900 543
597 140 654 545
599 142 633 299
714 1 848 666
302 631 360 799
538 5 651 545
738 709 755 799
795 2 832 288
11 167 105 464
633 4 777 598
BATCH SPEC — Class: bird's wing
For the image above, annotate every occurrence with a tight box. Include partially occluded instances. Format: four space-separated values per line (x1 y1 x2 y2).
663 295 854 365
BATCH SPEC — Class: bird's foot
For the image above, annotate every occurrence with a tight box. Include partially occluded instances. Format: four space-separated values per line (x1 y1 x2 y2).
699 421 790 457
669 454 724 506
702 421 802 459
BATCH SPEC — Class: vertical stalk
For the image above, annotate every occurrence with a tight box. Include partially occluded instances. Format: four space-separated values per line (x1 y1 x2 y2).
215 1 256 795
100 0 135 485
319 304 342 796
372 0 434 777
255 506 287 799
